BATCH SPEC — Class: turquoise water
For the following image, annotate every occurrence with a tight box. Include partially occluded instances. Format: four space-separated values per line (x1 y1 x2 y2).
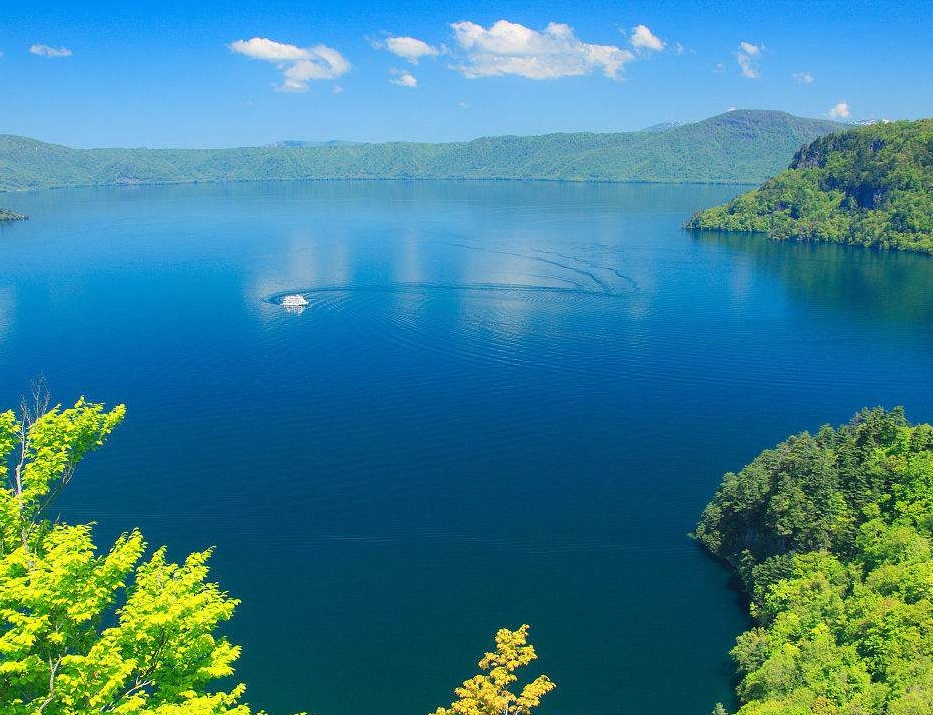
2 181 933 715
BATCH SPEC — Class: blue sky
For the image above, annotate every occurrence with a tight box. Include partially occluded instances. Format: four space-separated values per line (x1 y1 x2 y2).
1 0 930 147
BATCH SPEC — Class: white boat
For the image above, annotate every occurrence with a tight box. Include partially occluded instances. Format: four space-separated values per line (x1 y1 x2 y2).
281 294 309 308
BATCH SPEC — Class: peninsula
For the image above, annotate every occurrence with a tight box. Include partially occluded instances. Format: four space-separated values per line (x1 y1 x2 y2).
688 119 933 254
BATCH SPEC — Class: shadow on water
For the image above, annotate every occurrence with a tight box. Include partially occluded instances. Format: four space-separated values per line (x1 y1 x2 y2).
692 230 933 329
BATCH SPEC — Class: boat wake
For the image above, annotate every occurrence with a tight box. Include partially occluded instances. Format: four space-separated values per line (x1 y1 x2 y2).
270 281 608 302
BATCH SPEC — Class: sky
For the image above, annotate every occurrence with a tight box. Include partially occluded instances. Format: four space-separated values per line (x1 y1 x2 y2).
1 0 930 148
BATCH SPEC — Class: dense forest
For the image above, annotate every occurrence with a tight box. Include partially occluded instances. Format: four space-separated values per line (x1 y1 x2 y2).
0 110 841 191
688 120 933 254
696 407 933 714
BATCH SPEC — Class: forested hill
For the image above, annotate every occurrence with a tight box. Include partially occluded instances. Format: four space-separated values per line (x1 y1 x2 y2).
696 408 933 715
688 119 933 254
0 110 841 192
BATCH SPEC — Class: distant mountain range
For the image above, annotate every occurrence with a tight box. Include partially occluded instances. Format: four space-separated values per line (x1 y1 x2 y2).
688 119 933 254
0 110 843 193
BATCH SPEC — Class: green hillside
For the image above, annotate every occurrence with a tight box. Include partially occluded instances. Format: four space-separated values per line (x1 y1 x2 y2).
0 110 841 192
697 408 933 715
688 119 933 254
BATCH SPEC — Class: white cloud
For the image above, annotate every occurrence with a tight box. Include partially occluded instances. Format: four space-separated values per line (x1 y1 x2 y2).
673 42 685 56
793 71 814 84
713 62 726 74
332 84 344 94
735 41 762 79
382 36 441 64
630 25 665 52
450 20 634 80
389 69 418 87
828 100 850 119
30 44 72 58
229 37 307 61
229 37 350 92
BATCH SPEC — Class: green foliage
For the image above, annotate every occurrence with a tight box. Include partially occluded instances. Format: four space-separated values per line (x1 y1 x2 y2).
0 398 260 715
697 409 933 714
0 396 549 715
0 110 841 191
687 120 933 254
430 625 555 715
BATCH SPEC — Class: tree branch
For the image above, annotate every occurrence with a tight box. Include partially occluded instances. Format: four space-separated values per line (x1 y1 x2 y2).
36 655 63 713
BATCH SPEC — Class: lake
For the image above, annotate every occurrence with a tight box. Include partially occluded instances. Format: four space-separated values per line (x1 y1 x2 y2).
2 181 933 715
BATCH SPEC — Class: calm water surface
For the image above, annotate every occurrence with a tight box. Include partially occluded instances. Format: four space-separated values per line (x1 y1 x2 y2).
2 181 933 715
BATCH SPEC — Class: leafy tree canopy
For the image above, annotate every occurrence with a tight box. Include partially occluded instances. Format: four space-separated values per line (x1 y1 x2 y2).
0 397 258 715
0 395 551 715
697 408 933 714
430 625 555 715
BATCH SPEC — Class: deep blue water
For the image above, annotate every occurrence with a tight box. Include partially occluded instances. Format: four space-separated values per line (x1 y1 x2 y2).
2 181 933 715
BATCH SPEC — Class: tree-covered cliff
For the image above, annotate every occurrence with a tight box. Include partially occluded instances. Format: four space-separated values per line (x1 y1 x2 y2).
697 408 933 715
688 120 933 254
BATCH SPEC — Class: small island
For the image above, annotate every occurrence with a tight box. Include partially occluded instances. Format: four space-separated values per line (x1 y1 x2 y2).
687 119 933 255
0 207 27 221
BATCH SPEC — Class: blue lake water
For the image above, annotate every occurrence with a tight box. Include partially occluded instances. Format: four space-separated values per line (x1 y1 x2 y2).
2 181 933 715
